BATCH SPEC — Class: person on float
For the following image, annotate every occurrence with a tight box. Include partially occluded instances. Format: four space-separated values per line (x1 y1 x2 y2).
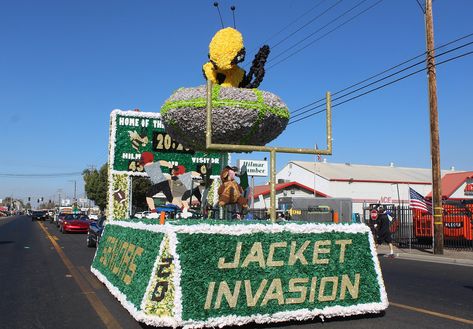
140 152 173 218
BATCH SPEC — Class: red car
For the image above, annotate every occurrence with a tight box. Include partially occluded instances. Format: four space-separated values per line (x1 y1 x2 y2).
60 214 90 233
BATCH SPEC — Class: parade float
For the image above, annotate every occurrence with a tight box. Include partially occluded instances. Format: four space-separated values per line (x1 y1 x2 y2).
91 8 388 328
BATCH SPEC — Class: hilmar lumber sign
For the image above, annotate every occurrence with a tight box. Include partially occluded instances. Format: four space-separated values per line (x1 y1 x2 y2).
238 159 268 177
91 220 388 328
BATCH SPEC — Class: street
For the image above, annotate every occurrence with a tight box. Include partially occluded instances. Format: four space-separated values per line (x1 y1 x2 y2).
1 215 472 329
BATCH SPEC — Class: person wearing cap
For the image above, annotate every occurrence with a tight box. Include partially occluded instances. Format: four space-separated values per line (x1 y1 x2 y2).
140 152 173 218
169 165 203 219
376 205 395 257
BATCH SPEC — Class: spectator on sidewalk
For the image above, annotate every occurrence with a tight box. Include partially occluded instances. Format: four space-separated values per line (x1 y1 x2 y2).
376 205 395 257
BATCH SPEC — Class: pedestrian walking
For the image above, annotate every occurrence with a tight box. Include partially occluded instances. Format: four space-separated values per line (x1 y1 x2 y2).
376 205 395 257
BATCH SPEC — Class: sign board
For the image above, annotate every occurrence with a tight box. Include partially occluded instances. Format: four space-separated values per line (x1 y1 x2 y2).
92 224 164 308
237 160 268 177
108 110 229 220
92 220 388 328
110 110 227 176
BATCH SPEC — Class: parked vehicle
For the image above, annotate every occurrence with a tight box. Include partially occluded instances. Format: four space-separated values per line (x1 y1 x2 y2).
49 211 58 224
87 207 101 221
31 210 48 221
87 216 106 247
278 197 353 223
413 200 473 242
60 214 90 233
56 213 68 227
47 210 55 220
134 211 151 219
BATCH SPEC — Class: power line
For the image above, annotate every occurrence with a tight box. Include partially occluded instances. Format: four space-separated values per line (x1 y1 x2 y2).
291 31 473 115
259 0 330 47
288 48 473 125
245 0 338 68
267 0 370 65
291 57 426 120
267 0 384 70
291 38 473 120
0 172 83 178
415 0 425 14
290 32 473 118
271 0 344 49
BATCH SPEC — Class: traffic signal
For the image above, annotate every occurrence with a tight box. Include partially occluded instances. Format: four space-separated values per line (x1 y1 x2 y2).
28 197 31 202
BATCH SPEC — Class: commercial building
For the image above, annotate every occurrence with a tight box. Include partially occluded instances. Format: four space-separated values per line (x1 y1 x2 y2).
251 161 473 216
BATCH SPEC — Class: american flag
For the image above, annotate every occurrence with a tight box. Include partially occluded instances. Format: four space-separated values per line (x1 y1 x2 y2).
409 187 432 213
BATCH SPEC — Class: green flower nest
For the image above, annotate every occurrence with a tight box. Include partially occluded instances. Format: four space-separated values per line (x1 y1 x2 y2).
160 85 290 150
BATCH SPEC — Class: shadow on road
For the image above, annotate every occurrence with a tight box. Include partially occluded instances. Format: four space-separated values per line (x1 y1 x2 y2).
138 311 386 329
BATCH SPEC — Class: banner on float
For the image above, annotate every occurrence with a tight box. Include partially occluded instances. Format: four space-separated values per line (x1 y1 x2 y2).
91 220 388 328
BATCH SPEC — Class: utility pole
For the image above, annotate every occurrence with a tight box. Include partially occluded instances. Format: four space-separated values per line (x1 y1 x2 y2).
424 0 443 254
69 180 77 202
58 189 62 207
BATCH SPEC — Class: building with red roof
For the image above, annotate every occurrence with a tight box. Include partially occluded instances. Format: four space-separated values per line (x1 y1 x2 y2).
426 171 473 200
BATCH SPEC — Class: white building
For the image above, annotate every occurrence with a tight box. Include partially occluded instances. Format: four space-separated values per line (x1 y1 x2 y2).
255 161 469 215
251 181 327 210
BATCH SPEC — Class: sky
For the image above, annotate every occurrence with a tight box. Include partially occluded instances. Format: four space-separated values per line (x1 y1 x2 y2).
1 0 472 206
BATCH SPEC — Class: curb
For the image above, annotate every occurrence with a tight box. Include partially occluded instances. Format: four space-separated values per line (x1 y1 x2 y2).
385 252 473 267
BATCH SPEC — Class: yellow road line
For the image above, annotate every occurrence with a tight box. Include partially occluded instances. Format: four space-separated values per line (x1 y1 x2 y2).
38 222 122 329
78 265 104 291
391 302 473 325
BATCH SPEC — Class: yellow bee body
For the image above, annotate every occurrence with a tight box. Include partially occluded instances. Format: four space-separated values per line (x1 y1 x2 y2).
202 62 245 87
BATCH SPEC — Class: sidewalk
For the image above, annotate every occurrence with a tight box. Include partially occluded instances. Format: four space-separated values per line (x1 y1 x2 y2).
376 244 473 267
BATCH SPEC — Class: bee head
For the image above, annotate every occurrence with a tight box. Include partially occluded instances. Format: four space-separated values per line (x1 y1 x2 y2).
209 27 245 70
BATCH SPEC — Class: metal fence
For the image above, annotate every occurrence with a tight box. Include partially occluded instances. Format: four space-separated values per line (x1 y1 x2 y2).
363 203 473 251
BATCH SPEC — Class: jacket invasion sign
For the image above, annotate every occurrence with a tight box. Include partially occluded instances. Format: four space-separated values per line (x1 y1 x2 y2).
109 110 226 176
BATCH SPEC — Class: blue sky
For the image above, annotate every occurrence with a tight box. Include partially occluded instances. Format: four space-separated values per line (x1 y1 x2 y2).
1 0 472 205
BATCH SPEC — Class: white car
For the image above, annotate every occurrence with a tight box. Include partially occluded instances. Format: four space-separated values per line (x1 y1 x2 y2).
134 211 151 219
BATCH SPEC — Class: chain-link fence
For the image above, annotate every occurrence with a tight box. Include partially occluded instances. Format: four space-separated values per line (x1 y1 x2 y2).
363 203 473 251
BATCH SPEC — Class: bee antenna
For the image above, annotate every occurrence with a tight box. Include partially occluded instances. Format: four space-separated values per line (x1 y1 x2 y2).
213 2 224 29
231 5 236 29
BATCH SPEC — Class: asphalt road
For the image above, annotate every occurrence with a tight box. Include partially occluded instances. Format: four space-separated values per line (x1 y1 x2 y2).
1 215 472 329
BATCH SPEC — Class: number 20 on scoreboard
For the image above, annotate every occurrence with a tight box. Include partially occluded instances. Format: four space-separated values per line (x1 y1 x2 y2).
152 132 193 154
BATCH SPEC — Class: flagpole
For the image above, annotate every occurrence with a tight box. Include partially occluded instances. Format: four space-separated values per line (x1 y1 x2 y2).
408 185 411 252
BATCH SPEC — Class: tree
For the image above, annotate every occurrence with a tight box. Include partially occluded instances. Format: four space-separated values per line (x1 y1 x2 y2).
39 201 55 209
83 164 108 211
1 197 13 208
1 197 23 210
82 163 152 214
